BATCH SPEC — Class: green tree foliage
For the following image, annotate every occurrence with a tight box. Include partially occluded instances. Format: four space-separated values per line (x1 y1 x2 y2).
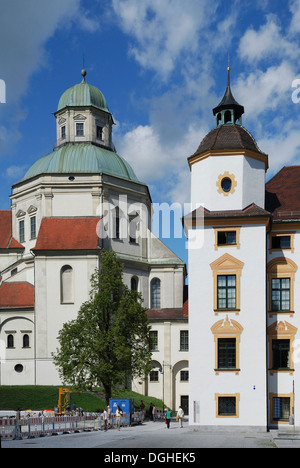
53 250 152 404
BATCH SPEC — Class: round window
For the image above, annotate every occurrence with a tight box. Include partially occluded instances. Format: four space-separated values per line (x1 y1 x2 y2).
221 177 232 193
14 364 23 373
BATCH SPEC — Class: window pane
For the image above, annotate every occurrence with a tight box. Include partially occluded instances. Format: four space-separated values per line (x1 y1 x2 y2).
273 397 290 421
272 339 290 369
19 220 25 243
280 236 291 249
76 123 84 136
218 338 236 369
218 397 236 416
151 279 161 309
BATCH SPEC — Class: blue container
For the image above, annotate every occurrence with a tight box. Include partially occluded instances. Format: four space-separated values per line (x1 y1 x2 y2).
109 398 135 425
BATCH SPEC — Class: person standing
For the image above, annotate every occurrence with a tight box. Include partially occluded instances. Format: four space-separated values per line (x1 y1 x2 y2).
107 405 112 429
103 407 108 431
177 406 184 428
166 409 172 429
149 403 153 421
152 405 156 422
115 405 123 431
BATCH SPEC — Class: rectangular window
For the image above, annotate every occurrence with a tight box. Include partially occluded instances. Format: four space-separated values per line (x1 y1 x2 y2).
180 371 189 382
180 330 189 351
217 275 236 309
96 125 103 140
217 231 237 246
272 278 290 311
271 235 291 250
19 220 25 243
149 331 158 351
61 126 66 140
218 396 237 416
272 339 290 369
150 371 159 382
218 338 236 369
76 123 84 136
273 397 290 422
30 216 36 239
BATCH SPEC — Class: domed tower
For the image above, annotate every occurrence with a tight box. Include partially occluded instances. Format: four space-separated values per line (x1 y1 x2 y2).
55 69 114 150
188 68 269 212
10 71 148 251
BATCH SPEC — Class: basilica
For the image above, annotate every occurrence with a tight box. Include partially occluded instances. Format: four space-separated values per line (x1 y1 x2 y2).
2 65 300 430
0 70 188 413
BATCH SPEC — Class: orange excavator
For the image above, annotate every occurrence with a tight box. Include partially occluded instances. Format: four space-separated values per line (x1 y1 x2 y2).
57 388 81 415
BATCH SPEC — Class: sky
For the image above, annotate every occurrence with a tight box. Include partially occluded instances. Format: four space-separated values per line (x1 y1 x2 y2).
1 0 300 271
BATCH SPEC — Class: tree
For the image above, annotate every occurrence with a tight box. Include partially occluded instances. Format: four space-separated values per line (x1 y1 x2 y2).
53 249 152 404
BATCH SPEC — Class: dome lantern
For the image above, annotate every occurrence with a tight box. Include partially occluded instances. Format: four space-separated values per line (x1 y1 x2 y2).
212 67 244 127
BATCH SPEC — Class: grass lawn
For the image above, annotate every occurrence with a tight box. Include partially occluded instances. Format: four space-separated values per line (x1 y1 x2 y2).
0 386 164 413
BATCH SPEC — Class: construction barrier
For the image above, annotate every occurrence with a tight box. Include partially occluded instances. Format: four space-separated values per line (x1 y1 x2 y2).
0 411 145 441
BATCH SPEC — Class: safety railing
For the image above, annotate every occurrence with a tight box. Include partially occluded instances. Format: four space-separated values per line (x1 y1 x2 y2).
0 411 145 441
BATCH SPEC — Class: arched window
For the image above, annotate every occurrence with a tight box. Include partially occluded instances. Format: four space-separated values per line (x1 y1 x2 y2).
23 334 30 348
131 276 138 291
61 265 74 304
224 110 232 124
151 278 161 309
7 334 14 349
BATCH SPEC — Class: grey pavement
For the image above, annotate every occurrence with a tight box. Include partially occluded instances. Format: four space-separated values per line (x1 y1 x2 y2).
1 419 290 449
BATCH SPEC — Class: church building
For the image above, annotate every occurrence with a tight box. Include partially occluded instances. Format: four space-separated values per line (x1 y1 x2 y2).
0 70 188 413
185 67 300 430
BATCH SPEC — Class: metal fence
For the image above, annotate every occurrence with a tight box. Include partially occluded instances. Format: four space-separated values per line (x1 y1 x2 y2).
0 411 145 441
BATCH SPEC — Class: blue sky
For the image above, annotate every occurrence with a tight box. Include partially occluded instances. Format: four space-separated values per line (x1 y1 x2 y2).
1 0 300 270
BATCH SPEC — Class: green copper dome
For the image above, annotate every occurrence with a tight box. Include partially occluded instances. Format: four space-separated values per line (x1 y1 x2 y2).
23 143 139 182
57 72 109 113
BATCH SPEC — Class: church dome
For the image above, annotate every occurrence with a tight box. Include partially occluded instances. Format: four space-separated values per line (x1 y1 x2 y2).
23 142 139 182
57 70 109 113
192 124 267 158
57 82 109 113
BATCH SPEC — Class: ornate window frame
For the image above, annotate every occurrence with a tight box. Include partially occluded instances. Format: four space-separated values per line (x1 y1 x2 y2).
269 393 293 425
267 257 298 317
211 315 243 375
215 393 240 418
210 253 244 315
216 171 237 197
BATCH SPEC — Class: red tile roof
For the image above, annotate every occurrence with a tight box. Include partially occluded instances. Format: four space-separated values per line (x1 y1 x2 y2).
33 217 100 251
0 211 24 249
147 304 188 321
0 282 34 309
266 166 300 221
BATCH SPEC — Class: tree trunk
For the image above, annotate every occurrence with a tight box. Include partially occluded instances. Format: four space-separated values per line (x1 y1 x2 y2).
103 382 112 406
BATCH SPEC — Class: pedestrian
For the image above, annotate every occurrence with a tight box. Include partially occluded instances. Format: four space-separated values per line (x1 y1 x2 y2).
107 405 112 429
152 405 156 422
177 406 184 428
149 402 153 421
115 405 123 431
166 409 172 429
140 400 145 411
103 407 108 431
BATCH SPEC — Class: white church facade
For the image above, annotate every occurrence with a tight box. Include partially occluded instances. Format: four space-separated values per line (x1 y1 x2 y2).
0 70 188 412
186 68 300 430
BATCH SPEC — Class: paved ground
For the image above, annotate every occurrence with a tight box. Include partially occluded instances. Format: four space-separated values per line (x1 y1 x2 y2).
2 419 289 450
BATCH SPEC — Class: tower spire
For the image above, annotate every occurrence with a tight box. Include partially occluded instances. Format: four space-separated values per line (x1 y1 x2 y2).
212 64 244 127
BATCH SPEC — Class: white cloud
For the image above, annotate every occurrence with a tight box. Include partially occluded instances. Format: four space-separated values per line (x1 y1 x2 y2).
238 14 297 64
234 61 296 119
111 0 218 80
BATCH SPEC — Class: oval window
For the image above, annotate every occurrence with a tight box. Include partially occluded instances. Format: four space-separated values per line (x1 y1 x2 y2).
221 177 232 193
